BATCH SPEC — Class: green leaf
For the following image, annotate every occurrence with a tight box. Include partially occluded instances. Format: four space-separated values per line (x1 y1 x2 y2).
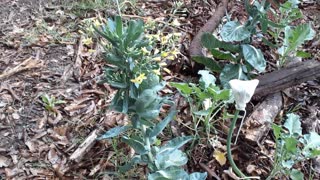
241 45 266 72
272 124 282 139
303 132 320 150
281 23 315 56
118 156 141 173
193 110 210 116
284 113 302 136
282 159 294 169
159 136 193 153
97 126 131 140
284 137 298 153
219 64 247 88
201 33 241 53
122 136 148 154
115 16 123 37
155 149 188 169
296 50 311 58
198 70 216 88
189 172 207 180
210 49 237 62
140 73 160 91
290 169 304 180
221 21 251 42
149 110 176 138
148 167 189 180
170 82 193 95
192 56 222 73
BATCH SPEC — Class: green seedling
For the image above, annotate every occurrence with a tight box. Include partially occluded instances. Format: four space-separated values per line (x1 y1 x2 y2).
41 94 65 113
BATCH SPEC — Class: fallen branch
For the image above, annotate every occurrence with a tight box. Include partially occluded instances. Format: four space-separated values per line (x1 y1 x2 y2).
0 57 43 80
254 60 320 98
69 129 100 163
189 0 229 57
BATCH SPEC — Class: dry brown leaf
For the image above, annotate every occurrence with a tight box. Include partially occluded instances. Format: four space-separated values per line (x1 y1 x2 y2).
0 155 11 167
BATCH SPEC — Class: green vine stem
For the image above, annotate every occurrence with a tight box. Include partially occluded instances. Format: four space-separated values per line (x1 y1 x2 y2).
227 110 247 178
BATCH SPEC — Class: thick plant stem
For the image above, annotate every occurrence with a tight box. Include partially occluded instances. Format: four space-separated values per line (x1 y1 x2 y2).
227 110 247 178
142 125 154 162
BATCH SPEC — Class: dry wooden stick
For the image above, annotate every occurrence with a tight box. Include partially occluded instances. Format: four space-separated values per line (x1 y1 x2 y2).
0 57 43 80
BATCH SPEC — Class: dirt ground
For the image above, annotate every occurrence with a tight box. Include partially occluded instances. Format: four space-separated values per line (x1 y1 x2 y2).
0 0 320 179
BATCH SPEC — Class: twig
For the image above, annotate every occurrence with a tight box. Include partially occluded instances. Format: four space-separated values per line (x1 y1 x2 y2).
199 162 221 180
0 57 43 80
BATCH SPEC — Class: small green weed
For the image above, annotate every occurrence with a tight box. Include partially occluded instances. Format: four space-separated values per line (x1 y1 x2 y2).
41 94 66 113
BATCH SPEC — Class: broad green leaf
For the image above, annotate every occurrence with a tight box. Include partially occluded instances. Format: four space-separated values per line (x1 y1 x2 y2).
221 21 251 42
210 49 237 62
303 132 320 155
207 87 231 101
219 64 247 88
149 110 176 138
284 137 298 153
170 82 193 95
122 136 147 154
201 33 241 53
281 23 315 56
282 159 294 169
140 73 160 91
272 124 282 140
198 70 216 88
189 172 207 180
155 149 188 169
242 45 266 72
284 113 302 136
97 126 131 140
148 167 189 180
290 169 304 180
159 136 193 153
192 56 222 73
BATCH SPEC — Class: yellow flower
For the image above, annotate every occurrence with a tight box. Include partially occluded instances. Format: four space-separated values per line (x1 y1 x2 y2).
161 52 168 57
170 49 180 57
167 55 175 60
93 19 101 27
160 36 168 45
213 149 226 166
153 57 162 62
130 73 147 84
163 68 171 74
141 47 150 54
159 62 167 66
153 69 161 75
82 37 93 46
88 49 96 53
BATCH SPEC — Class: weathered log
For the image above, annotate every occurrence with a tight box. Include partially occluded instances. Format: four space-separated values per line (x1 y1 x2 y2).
254 60 320 99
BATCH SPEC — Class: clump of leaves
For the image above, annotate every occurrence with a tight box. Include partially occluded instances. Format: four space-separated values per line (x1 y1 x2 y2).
194 0 315 86
170 70 231 138
41 94 65 113
95 16 207 179
268 113 320 179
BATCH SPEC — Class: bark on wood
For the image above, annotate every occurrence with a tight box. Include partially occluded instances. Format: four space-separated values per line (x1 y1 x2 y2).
254 60 320 99
189 0 229 57
69 129 99 163
243 92 282 142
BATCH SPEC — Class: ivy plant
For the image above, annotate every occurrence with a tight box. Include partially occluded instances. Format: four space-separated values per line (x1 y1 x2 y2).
268 113 320 180
94 16 207 179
